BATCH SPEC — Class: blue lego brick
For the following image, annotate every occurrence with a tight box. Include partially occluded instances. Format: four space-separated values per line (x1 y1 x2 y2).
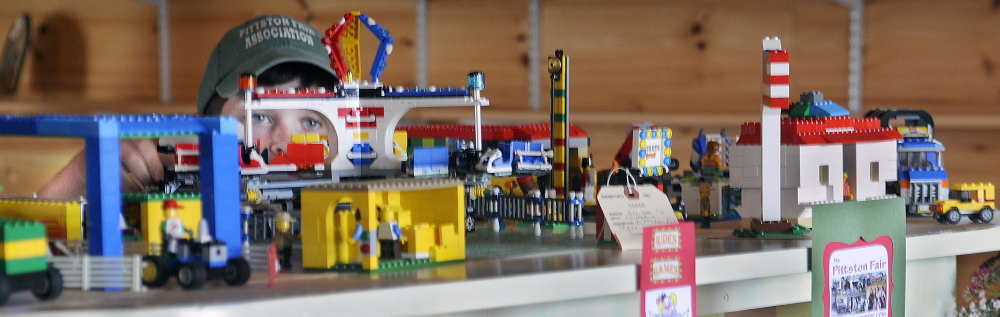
34 114 222 138
349 143 376 166
898 139 944 152
198 128 242 259
384 88 470 97
899 168 947 182
0 116 39 135
412 147 450 177
811 100 850 117
84 135 123 259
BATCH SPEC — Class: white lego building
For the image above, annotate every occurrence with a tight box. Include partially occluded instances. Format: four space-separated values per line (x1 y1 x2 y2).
729 116 901 227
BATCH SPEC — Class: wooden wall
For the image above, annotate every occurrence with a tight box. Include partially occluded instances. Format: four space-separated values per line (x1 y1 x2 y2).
0 0 997 114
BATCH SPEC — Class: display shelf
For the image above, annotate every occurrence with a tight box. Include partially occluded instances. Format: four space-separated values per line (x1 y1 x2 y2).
1 217 995 316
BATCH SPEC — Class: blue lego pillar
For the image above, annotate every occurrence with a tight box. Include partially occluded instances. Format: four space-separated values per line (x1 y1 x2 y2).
84 130 124 258
197 117 242 258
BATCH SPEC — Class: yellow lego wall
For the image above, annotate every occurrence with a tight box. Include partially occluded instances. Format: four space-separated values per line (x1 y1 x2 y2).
301 179 464 270
137 199 203 245
0 198 84 241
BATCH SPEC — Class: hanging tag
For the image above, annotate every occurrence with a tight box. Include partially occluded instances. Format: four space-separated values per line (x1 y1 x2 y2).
597 168 677 250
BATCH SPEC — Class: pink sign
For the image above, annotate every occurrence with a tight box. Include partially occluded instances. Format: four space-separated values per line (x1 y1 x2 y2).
640 221 696 317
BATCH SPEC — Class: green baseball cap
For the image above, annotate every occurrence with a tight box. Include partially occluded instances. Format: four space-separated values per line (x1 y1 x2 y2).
197 15 335 113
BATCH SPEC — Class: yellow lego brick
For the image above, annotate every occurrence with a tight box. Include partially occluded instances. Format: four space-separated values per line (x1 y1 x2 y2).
361 256 378 271
0 198 83 241
396 209 411 229
430 246 464 262
140 199 202 245
404 224 435 256
0 238 47 260
334 210 355 265
430 224 465 261
393 131 408 156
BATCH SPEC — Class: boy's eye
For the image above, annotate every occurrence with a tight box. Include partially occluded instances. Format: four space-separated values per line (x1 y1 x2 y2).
302 118 322 130
251 114 271 124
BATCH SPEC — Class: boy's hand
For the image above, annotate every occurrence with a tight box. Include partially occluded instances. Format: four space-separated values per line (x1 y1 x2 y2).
120 138 168 192
38 138 171 199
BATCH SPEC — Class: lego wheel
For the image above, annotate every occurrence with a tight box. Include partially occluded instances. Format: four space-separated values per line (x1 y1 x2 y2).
141 256 170 288
0 275 10 306
979 208 994 224
945 209 962 225
223 258 252 286
31 267 63 301
177 262 208 290
934 213 948 224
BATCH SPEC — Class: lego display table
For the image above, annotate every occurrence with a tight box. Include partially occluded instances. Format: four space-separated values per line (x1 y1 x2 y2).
1 218 998 316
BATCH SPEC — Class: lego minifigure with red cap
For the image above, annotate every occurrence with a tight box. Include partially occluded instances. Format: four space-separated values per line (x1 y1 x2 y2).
161 199 192 255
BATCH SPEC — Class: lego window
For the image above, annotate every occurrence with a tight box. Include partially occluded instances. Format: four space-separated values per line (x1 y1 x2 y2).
819 165 830 186
870 162 879 182
950 190 972 203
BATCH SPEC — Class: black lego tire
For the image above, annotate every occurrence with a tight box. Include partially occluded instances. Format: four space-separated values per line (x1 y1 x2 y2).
177 262 208 290
223 258 252 286
141 256 171 288
31 267 63 301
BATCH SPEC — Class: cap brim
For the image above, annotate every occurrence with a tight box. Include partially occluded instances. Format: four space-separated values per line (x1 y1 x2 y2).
215 47 334 99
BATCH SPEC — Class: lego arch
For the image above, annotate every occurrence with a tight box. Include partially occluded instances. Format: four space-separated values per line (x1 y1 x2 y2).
0 114 241 259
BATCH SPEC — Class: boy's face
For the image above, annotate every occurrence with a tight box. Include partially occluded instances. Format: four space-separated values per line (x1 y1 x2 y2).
218 78 334 160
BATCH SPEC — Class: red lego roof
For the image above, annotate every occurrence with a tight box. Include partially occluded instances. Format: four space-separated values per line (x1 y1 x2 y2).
736 116 902 146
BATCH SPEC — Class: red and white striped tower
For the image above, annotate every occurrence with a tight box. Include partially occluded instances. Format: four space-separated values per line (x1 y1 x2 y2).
761 37 789 222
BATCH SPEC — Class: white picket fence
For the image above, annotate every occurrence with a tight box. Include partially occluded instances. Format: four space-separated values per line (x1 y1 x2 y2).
49 255 146 292
47 240 272 292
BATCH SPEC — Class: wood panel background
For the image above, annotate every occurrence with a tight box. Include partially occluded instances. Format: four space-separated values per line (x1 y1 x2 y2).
0 0 999 310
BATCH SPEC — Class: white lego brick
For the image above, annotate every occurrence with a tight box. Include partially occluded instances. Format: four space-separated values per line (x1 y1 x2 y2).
738 189 763 219
781 188 808 220
761 107 782 221
768 63 790 76
762 84 790 98
729 167 747 187
763 37 782 51
798 205 814 228
797 186 832 204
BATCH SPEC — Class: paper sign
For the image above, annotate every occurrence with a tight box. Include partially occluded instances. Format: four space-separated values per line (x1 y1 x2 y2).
598 184 677 250
824 238 892 317
812 198 905 316
641 222 695 317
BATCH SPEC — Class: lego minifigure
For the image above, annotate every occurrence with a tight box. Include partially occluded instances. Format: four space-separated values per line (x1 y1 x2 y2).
843 173 854 201
701 141 723 181
161 199 191 255
699 182 714 229
273 211 297 270
376 206 406 260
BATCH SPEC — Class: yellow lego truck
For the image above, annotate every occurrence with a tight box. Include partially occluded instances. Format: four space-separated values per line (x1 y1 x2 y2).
934 183 995 225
